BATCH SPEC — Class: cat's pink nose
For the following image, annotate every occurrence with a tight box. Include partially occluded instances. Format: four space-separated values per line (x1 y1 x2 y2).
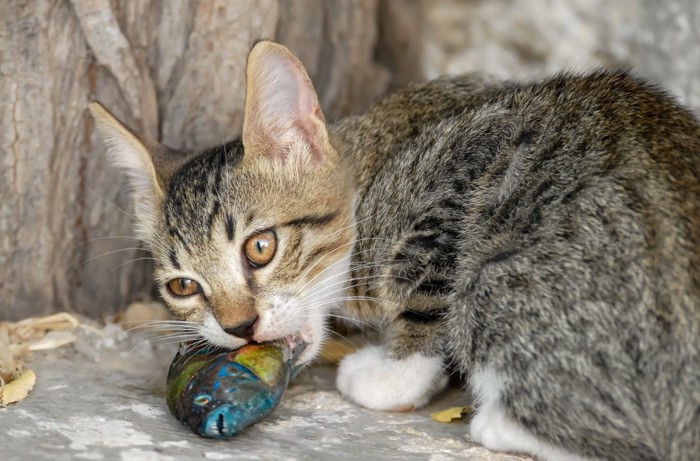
223 315 258 341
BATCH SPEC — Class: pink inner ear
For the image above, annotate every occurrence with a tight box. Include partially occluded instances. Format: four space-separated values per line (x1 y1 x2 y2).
244 46 328 166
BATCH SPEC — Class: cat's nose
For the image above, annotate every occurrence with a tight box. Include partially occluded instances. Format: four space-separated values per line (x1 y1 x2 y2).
223 315 258 341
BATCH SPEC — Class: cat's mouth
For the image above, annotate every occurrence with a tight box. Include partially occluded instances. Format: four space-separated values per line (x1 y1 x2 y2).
271 327 315 365
268 322 318 366
271 333 309 365
275 333 306 353
200 312 319 365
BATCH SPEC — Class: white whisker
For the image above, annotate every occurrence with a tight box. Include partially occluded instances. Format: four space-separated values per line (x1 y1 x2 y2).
86 183 136 222
103 257 157 277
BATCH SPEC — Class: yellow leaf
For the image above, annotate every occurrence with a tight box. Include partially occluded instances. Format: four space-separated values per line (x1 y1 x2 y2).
1 369 36 405
430 405 471 423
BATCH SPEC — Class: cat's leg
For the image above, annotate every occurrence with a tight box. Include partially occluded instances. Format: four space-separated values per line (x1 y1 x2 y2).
336 314 449 411
469 366 595 461
337 200 457 411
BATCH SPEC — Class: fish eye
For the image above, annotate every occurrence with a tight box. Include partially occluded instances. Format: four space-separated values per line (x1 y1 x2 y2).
193 394 211 406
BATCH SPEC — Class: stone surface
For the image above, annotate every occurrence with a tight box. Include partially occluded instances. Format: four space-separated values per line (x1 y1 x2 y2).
0 326 531 460
421 0 700 113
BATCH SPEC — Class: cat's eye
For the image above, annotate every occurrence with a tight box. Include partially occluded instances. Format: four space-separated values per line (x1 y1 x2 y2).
167 278 203 297
244 230 277 268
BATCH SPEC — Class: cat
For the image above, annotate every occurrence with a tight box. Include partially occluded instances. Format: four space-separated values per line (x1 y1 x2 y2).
90 40 699 460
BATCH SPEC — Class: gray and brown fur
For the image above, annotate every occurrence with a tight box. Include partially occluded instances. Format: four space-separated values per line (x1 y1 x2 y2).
334 71 699 460
92 41 699 460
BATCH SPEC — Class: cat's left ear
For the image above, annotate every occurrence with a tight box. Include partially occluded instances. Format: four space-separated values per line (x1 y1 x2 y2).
242 41 334 169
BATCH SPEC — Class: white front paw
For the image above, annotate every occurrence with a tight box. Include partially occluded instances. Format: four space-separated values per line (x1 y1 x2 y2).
336 345 448 411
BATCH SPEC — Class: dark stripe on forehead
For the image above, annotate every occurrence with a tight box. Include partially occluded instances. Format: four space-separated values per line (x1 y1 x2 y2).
168 249 181 269
284 212 338 228
225 214 235 241
207 201 221 239
164 139 244 244
167 224 189 249
245 212 255 228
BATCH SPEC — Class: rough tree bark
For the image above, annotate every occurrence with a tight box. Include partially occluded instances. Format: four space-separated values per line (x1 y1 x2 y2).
0 0 423 320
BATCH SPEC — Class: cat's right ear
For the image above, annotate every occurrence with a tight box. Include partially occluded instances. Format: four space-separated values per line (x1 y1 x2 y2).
88 102 191 235
242 41 334 171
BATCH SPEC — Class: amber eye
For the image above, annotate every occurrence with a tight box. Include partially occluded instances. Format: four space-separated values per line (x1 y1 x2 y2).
167 278 203 297
244 230 277 268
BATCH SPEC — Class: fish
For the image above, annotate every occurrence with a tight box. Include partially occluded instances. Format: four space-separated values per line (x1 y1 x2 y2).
166 341 305 439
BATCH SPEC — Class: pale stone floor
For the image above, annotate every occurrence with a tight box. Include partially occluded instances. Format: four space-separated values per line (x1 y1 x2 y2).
1 326 531 461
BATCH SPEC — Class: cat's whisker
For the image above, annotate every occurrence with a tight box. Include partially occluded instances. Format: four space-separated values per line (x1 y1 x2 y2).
68 247 153 272
173 338 215 369
71 232 172 258
297 297 398 315
296 277 381 309
86 183 136 222
126 332 202 356
146 234 176 259
295 296 397 320
327 211 383 240
297 270 413 302
292 235 396 289
290 238 370 296
147 333 203 344
316 325 360 352
311 313 379 331
125 322 198 329
123 326 201 336
291 241 397 300
103 257 157 277
71 235 150 251
123 326 199 335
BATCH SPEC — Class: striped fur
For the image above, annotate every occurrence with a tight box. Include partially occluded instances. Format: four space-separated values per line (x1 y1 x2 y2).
93 41 699 461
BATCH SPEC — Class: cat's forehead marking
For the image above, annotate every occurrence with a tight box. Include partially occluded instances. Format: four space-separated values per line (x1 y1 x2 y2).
163 140 245 246
225 214 235 241
245 212 256 227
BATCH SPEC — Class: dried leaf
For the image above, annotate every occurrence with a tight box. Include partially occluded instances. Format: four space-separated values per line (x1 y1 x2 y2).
0 311 80 395
28 330 77 351
23 312 80 332
0 369 36 405
0 341 20 383
430 406 472 423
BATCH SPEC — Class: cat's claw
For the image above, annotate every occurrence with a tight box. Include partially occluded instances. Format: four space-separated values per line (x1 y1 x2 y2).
336 345 448 412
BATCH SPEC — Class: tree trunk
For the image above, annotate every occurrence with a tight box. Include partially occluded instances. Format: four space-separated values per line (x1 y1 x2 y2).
0 0 423 320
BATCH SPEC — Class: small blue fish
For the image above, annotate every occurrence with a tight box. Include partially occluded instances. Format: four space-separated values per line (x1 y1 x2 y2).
166 342 305 439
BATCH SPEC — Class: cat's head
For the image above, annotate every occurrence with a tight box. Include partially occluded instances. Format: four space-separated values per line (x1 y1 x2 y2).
90 41 356 364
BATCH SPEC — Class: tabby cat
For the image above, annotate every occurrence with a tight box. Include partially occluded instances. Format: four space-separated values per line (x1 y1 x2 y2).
90 41 699 460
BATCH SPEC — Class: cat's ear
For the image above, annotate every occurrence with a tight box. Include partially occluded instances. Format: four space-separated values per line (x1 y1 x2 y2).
88 102 193 234
242 41 333 169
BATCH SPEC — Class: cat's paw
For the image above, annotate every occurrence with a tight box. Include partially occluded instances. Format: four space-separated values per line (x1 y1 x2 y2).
336 345 448 411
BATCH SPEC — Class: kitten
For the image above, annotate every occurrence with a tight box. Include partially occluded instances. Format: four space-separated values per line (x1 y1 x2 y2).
90 41 699 460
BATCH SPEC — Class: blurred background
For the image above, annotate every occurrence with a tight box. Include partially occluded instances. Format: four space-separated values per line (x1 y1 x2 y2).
1 0 698 321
